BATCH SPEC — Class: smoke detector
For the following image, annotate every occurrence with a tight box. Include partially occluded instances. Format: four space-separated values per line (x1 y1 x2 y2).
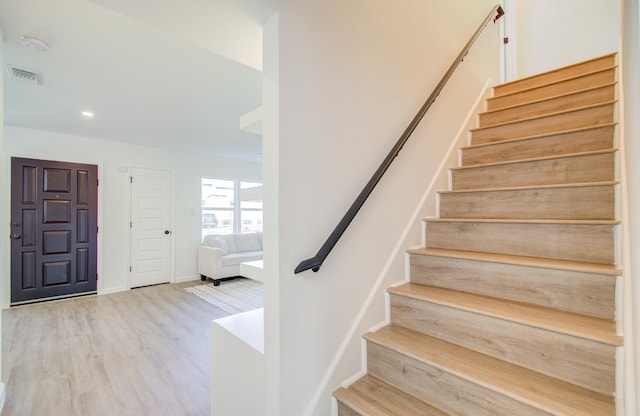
5 65 43 85
20 36 49 52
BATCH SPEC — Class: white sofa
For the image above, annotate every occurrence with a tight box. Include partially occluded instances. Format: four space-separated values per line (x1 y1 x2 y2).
198 232 263 286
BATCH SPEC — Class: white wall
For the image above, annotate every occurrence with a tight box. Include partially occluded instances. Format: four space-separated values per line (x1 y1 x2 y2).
262 12 281 416
263 1 501 415
0 25 6 408
2 126 261 306
622 0 640 413
510 0 621 78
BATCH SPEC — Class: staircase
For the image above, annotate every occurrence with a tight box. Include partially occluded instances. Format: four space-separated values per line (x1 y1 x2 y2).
334 53 623 415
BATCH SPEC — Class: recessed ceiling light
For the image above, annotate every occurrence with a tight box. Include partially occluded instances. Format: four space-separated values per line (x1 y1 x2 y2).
20 36 49 52
82 111 94 118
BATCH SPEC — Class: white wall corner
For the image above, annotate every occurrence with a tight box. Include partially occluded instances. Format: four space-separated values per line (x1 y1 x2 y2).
0 382 5 414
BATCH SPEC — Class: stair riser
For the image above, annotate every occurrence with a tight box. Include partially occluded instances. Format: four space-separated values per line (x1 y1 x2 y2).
487 69 616 111
334 375 450 416
337 403 360 416
390 295 615 395
472 103 614 145
479 85 615 127
493 55 615 96
439 186 615 220
425 221 615 264
452 152 615 190
461 126 615 166
367 342 550 416
409 253 616 319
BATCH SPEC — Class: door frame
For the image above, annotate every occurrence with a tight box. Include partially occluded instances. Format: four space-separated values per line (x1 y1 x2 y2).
3 155 104 308
126 165 176 289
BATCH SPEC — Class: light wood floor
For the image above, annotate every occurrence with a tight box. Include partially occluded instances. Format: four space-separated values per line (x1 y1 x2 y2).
2 281 228 416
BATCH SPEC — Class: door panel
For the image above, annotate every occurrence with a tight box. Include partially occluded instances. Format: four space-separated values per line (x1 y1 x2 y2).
130 167 172 288
11 157 98 305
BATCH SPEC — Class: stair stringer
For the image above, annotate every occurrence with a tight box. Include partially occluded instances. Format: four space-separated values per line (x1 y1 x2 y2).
325 81 494 416
616 49 634 416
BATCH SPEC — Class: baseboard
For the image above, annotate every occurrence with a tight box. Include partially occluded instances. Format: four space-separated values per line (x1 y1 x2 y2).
98 286 129 296
173 275 201 283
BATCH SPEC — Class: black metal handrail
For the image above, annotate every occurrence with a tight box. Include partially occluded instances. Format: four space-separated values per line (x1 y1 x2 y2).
295 4 505 274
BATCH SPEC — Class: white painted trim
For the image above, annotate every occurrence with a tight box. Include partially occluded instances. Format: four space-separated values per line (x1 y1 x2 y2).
173 274 201 283
501 0 517 82
620 1 640 411
0 382 5 414
95 161 105 297
98 286 129 296
127 166 174 288
301 79 493 416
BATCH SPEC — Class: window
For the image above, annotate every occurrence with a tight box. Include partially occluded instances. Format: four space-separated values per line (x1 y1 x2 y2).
202 178 262 238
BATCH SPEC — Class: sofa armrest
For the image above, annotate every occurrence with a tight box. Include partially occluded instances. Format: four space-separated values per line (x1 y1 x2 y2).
198 246 224 280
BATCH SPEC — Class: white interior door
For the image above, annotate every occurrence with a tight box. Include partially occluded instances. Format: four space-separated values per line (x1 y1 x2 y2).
130 167 172 288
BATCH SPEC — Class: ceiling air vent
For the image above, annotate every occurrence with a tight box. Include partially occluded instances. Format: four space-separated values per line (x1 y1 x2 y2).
5 65 43 85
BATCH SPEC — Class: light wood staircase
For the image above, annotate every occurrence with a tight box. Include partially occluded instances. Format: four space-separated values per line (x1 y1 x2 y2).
334 53 623 415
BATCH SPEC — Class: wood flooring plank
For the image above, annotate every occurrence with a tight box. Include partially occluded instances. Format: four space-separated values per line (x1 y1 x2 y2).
491 54 616 97
366 325 615 416
425 219 617 264
451 150 616 191
408 248 617 319
479 84 616 127
487 68 616 111
460 125 616 166
471 102 615 145
2 281 231 416
389 285 618 394
334 375 449 416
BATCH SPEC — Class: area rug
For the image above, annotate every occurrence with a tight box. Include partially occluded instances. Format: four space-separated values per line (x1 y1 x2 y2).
184 278 263 315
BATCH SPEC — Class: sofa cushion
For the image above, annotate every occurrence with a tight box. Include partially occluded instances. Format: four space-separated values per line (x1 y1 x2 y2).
221 251 263 267
235 233 261 252
202 234 219 247
222 234 238 253
202 234 229 255
213 237 229 255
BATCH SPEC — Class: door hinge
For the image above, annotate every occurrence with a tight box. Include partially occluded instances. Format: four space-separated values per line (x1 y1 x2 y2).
97 226 99 234
130 221 133 228
504 37 509 44
130 266 132 272
129 176 133 184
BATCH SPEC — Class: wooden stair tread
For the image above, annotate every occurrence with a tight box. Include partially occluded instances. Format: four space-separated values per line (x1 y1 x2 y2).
388 284 621 346
450 148 617 171
407 247 621 276
438 181 618 194
470 101 615 133
424 217 620 225
491 53 616 96
366 325 616 415
479 82 616 118
460 123 617 151
334 375 449 416
490 66 617 99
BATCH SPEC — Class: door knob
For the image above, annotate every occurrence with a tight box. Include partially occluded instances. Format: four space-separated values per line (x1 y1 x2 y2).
13 234 21 240
164 230 171 235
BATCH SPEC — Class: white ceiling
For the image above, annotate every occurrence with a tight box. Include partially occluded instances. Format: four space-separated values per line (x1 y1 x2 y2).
0 0 276 162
